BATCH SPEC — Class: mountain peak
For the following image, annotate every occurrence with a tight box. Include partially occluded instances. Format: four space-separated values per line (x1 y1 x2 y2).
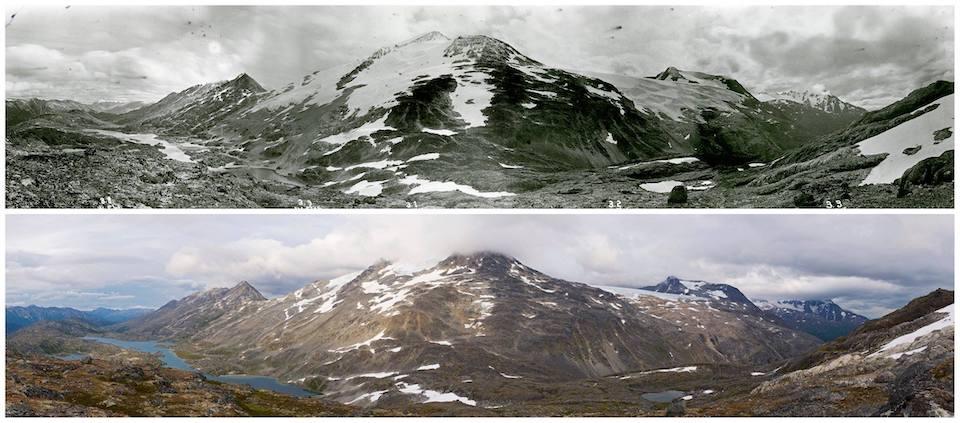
656 275 686 291
399 31 450 46
651 67 756 99
226 73 266 93
443 35 536 64
230 280 255 290
444 250 516 261
654 66 684 81
437 251 520 272
226 281 266 301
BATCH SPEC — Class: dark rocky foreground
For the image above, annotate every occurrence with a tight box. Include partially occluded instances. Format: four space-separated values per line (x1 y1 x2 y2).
5 350 780 417
6 351 362 417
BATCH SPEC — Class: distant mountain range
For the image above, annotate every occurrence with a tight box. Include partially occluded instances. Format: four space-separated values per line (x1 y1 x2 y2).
601 275 868 340
754 299 869 341
763 89 866 115
5 305 151 335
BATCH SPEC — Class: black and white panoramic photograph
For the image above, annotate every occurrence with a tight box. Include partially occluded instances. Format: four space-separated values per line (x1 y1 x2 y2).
4 5 955 208
4 214 955 416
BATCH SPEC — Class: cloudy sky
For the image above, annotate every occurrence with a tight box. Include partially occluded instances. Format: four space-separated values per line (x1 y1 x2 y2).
5 5 953 109
6 214 953 318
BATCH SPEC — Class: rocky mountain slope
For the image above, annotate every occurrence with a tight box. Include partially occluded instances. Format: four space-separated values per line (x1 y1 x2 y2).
115 281 266 340
113 253 819 408
117 73 266 135
6 306 151 335
754 299 869 341
213 33 694 200
731 289 954 416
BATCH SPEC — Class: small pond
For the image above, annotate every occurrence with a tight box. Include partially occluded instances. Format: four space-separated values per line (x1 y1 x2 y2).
641 390 687 403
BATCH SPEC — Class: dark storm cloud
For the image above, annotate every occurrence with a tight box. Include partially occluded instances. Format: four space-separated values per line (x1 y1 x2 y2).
6 215 953 318
5 5 952 108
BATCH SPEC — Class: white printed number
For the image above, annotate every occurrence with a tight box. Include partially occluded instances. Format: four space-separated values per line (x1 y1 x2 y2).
608 200 622 209
824 200 844 209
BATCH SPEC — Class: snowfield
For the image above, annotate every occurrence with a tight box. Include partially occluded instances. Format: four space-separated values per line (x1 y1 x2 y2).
87 130 195 163
615 156 699 170
856 94 954 185
639 180 684 193
253 32 496 137
406 152 440 162
400 174 516 198
639 366 698 375
872 304 954 355
396 382 476 406
314 114 395 146
417 364 440 371
605 132 617 145
421 128 458 136
581 71 745 122
345 180 387 197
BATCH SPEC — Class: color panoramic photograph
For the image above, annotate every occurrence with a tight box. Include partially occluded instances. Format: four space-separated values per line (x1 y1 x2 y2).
5 214 954 417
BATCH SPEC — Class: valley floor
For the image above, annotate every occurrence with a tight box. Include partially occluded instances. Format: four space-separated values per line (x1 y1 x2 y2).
5 131 952 209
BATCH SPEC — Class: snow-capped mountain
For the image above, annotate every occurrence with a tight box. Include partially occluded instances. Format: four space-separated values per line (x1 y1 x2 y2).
117 252 818 408
754 299 868 341
232 32 685 184
766 89 865 115
611 277 869 341
637 276 763 315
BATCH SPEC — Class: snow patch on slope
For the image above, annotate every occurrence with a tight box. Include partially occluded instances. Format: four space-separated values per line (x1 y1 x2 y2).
871 304 954 355
857 94 954 185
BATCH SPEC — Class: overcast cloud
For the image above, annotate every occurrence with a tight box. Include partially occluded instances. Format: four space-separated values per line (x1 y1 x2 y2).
5 5 953 109
6 214 953 318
